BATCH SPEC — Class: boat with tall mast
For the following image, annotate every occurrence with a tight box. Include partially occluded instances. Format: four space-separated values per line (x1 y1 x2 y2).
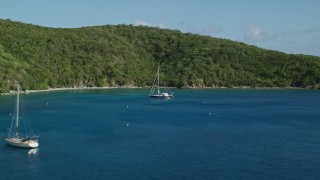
4 84 39 148
149 66 173 99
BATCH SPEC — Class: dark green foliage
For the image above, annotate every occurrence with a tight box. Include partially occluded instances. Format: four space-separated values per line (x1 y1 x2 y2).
0 19 319 93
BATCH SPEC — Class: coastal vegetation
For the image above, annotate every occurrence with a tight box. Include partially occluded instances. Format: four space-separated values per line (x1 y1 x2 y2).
0 19 319 93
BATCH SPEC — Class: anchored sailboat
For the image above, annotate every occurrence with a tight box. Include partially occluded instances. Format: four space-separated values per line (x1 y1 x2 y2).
4 84 39 148
149 66 173 99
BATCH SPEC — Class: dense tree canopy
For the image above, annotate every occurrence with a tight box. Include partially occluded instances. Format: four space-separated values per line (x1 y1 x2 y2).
0 19 319 93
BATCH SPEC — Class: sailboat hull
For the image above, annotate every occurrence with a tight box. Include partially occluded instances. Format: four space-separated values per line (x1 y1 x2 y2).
149 94 173 99
5 138 39 148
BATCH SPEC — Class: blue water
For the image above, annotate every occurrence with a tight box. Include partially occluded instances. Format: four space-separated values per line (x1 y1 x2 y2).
0 89 319 179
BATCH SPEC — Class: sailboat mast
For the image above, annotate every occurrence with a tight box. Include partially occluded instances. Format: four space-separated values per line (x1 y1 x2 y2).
15 84 20 136
157 66 160 94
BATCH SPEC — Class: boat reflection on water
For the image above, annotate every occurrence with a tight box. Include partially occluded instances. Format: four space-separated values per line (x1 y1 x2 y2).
27 148 40 175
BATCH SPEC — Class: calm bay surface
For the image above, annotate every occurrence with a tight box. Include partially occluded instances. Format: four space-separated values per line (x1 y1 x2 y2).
0 89 319 179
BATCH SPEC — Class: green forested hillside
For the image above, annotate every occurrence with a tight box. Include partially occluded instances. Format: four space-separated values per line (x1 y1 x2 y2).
0 19 319 92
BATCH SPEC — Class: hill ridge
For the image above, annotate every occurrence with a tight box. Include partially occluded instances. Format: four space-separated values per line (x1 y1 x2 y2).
0 19 319 92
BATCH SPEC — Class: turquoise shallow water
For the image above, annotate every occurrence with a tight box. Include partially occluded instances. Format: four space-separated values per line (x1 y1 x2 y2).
0 89 319 179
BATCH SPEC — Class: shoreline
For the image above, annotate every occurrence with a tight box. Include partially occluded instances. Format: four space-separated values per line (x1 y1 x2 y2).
1 85 315 96
1 86 141 95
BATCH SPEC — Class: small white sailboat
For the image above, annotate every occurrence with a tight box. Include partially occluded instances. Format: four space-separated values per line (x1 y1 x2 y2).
149 66 173 99
4 84 39 148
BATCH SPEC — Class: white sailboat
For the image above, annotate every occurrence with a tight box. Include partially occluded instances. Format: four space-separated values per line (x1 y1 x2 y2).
4 84 39 148
149 66 173 99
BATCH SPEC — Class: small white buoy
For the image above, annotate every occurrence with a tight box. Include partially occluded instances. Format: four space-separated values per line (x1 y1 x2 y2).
209 112 212 115
203 101 206 104
9 113 12 116
46 102 49 106
126 106 129 108
126 123 130 126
